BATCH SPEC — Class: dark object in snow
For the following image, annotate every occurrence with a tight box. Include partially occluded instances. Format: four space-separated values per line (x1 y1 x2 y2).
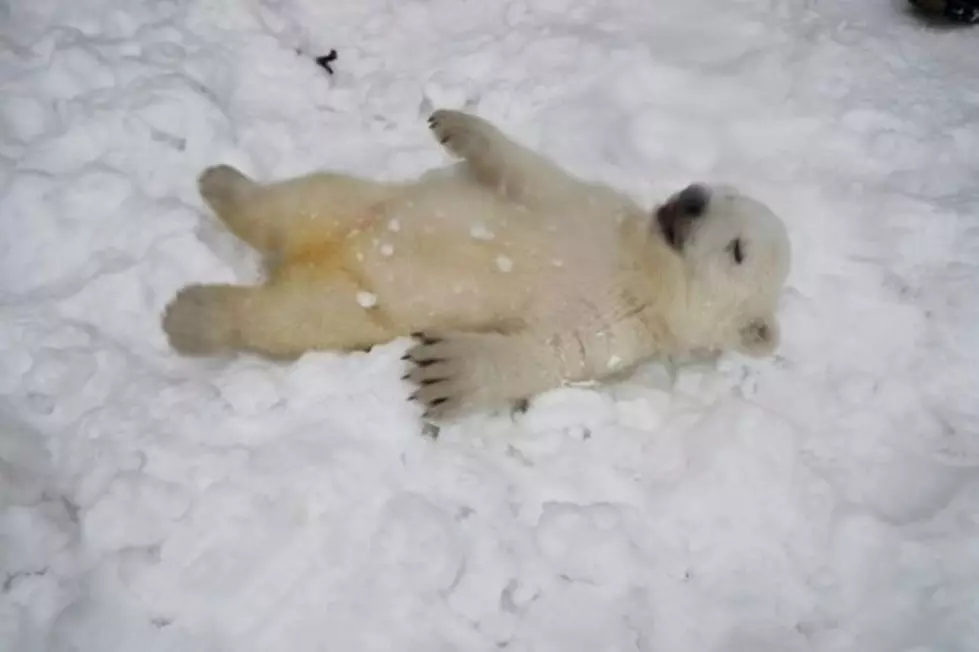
909 0 979 23
315 49 338 74
422 421 440 439
512 398 530 415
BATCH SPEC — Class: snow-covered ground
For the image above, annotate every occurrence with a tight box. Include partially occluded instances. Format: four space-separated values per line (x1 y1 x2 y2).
2 0 978 650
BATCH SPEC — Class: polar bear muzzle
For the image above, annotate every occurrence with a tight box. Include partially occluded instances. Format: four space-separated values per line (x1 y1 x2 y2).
656 183 709 251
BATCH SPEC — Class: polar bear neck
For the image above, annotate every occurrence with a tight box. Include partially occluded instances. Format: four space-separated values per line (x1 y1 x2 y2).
609 216 700 353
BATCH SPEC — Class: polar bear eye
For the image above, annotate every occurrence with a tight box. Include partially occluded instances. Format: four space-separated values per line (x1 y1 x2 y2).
727 238 744 264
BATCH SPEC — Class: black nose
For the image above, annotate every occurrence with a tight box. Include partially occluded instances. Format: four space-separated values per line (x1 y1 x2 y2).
674 183 709 217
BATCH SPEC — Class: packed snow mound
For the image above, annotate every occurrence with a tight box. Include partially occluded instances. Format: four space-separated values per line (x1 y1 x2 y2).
2 1 978 651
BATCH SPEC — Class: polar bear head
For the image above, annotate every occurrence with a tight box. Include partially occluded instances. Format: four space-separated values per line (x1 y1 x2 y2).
656 183 791 357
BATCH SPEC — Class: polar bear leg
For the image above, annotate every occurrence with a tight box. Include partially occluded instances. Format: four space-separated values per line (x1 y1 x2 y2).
162 278 399 357
198 165 397 255
427 109 580 207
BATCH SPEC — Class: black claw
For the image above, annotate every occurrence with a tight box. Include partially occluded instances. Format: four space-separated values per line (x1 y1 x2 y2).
439 136 450 144
410 331 441 346
401 373 410 381
420 377 445 386
430 397 448 407
415 358 441 368
409 391 419 402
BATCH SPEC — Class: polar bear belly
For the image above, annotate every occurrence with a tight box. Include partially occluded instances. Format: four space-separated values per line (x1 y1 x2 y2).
344 183 566 332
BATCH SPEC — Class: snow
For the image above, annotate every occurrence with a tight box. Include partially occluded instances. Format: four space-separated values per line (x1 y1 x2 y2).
470 224 496 241
356 291 379 310
1 0 978 650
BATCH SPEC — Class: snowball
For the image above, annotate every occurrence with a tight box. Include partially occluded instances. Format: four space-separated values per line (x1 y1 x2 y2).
356 291 378 308
470 224 495 241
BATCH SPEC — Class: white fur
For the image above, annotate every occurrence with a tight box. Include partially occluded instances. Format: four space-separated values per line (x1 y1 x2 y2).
162 109 792 420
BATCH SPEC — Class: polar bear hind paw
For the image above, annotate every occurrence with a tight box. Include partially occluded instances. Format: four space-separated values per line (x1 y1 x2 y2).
162 284 240 355
198 164 253 217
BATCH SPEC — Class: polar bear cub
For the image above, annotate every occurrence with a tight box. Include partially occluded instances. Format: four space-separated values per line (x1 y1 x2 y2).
162 109 791 419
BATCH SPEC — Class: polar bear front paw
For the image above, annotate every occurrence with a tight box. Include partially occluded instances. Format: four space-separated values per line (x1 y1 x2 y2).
402 331 503 420
428 109 492 161
162 284 241 355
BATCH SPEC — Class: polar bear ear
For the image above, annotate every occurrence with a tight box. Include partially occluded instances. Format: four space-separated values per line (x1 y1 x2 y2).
737 315 780 357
